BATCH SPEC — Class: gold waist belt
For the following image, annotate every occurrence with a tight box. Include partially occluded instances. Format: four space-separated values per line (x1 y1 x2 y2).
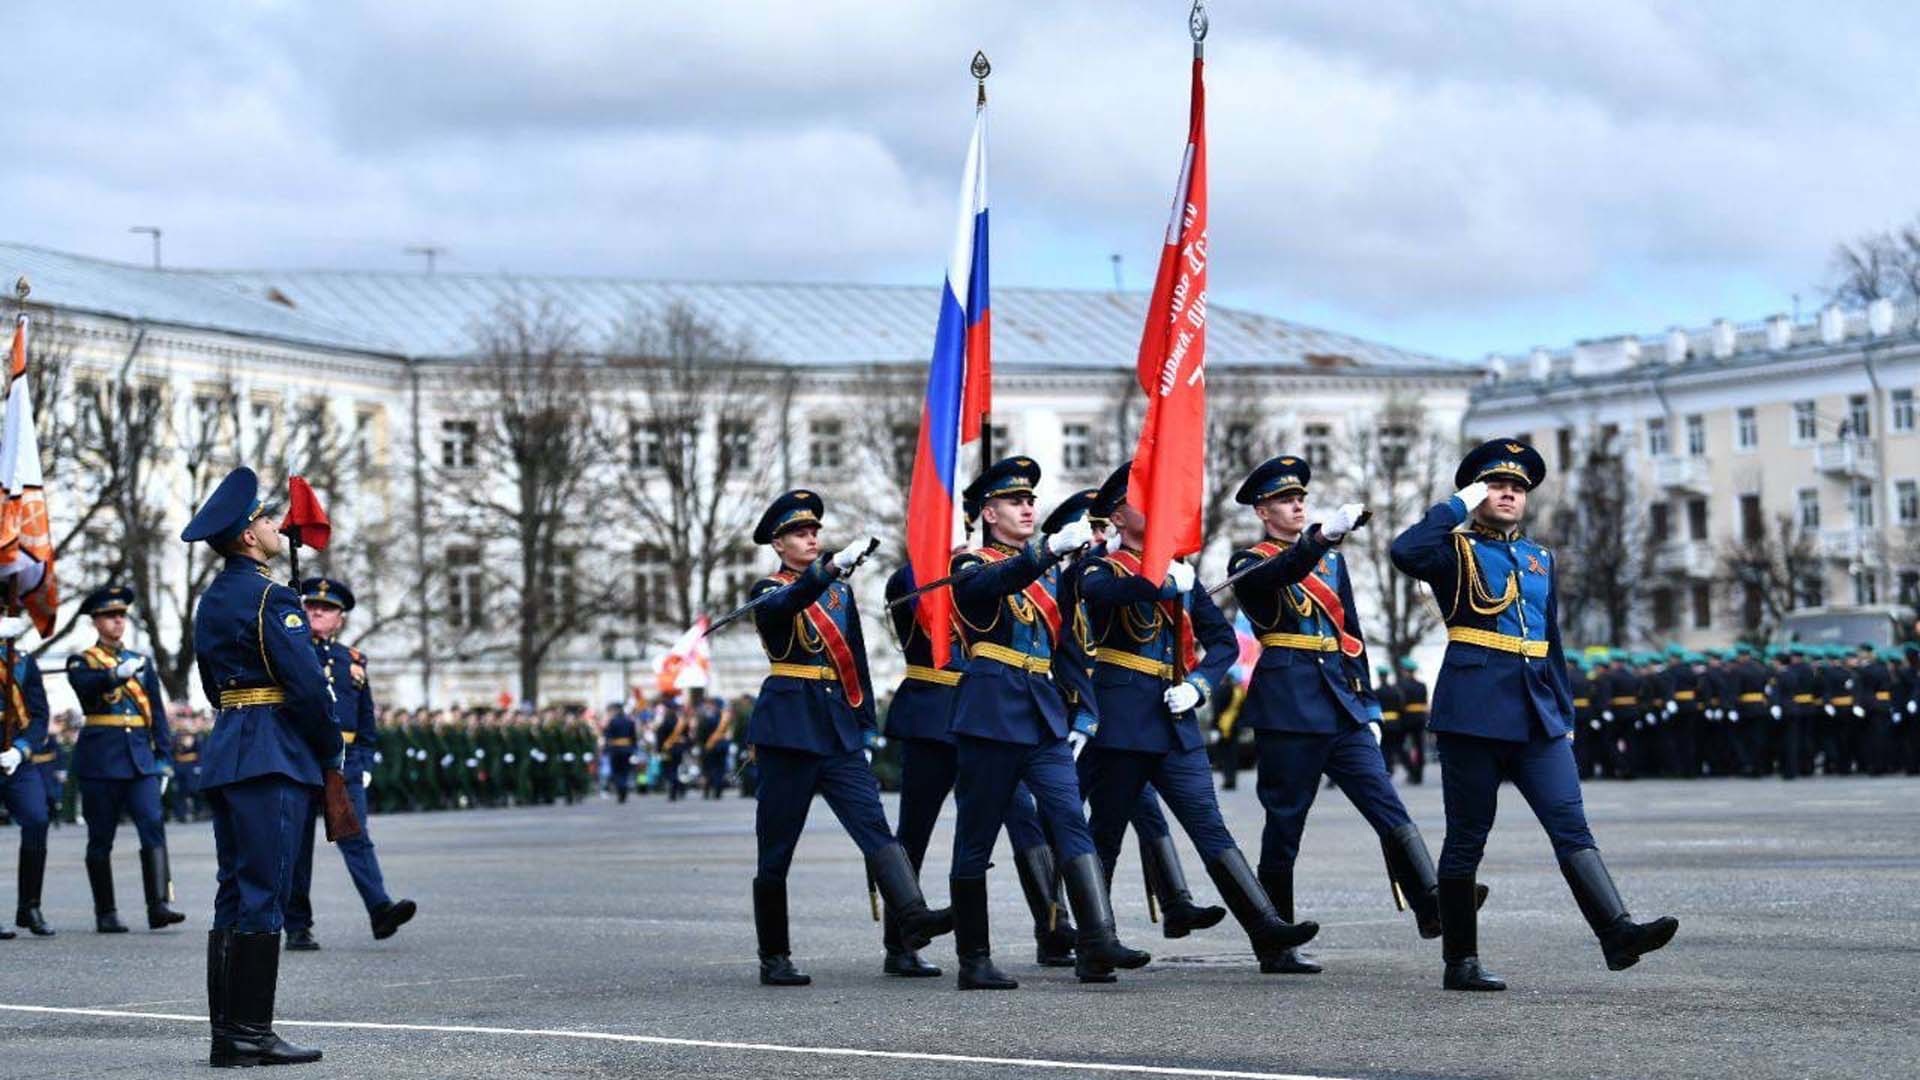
1447 626 1549 659
219 688 286 709
968 642 1051 675
768 663 838 681
85 714 148 728
1258 632 1338 653
903 664 963 687
1738 693 1766 703
1097 650 1175 680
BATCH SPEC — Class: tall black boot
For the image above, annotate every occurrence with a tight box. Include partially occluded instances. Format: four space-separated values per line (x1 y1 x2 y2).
1139 833 1226 939
951 876 1016 990
867 843 953 951
211 931 322 1066
86 856 128 933
1256 866 1321 974
1012 844 1075 966
1440 877 1504 991
881 907 941 977
1559 848 1678 971
1380 823 1487 939
141 846 187 929
1059 852 1150 983
752 877 809 986
15 847 53 936
1204 848 1319 972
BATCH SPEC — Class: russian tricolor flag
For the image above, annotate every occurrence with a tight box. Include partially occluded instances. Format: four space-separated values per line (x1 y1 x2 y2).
905 99 991 667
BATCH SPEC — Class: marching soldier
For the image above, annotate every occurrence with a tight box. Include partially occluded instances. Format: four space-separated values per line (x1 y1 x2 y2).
1077 463 1316 972
698 696 731 799
65 585 185 933
1857 645 1895 775
602 703 638 803
1 614 53 938
1390 438 1677 991
1668 650 1703 778
944 458 1149 988
743 489 951 986
183 466 335 1065
1374 664 1406 775
1227 455 1451 974
1395 657 1429 784
1568 656 1597 778
283 577 417 951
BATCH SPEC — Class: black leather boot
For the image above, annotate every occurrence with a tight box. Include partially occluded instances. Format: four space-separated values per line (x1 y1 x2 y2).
882 907 942 977
370 898 418 940
15 846 53 936
87 856 128 933
141 846 187 929
867 843 953 951
1140 833 1226 939
1256 866 1321 974
1439 877 1505 991
753 877 810 986
1013 843 1075 966
284 926 320 951
1559 848 1678 971
1382 825 1491 939
1060 852 1149 983
1204 848 1318 971
951 876 1016 990
210 930 322 1066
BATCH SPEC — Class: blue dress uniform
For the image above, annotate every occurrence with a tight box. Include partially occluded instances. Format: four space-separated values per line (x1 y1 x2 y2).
1227 456 1448 972
602 708 638 802
743 490 950 987
1390 439 1677 991
185 467 333 1066
1076 463 1318 970
284 578 416 949
2 647 53 938
944 457 1148 988
65 585 184 933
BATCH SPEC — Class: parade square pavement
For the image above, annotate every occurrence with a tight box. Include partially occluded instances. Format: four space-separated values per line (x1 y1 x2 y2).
5 772 1918 1080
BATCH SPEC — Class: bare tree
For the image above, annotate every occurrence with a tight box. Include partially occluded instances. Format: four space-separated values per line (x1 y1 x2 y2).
1719 513 1823 640
1827 217 1920 306
842 364 926 559
1539 431 1646 646
1197 371 1280 577
1333 397 1452 666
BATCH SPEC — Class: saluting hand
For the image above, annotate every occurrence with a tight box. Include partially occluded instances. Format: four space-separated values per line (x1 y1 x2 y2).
1453 481 1490 512
1046 518 1095 557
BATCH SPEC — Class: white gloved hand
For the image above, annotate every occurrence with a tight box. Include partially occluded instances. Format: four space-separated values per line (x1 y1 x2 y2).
113 657 145 681
862 748 874 765
0 747 19 774
1166 560 1195 594
362 771 374 790
1908 701 1917 715
1368 721 1383 744
1770 705 1782 720
1824 705 1836 717
0 615 30 640
1852 706 1866 718
1322 503 1368 541
1163 680 1202 714
1046 518 1095 557
1067 730 1089 760
827 537 878 574
159 773 170 797
1601 710 1614 723
1453 481 1490 512
1665 700 1678 716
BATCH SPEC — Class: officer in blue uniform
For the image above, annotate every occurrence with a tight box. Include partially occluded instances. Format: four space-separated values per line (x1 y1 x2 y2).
944 457 1148 988
1077 464 1317 970
1390 438 1678 991
602 704 638 803
744 489 951 987
283 577 417 951
184 467 335 1066
0 613 53 939
1048 480 1226 941
1227 456 1454 974
65 585 185 933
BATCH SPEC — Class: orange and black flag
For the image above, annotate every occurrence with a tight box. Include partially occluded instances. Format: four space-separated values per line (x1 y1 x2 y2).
0 313 58 635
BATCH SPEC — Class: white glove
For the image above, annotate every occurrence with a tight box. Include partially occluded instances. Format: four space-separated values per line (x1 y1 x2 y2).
1453 481 1490 511
862 748 874 765
1067 730 1089 760
1045 518 1095 557
362 771 374 790
114 657 145 681
828 537 878 574
1322 503 1368 541
1166 560 1195 594
1163 681 1202 714
1368 721 1383 744
1665 700 1678 716
1601 710 1614 723
1852 706 1866 718
0 615 30 640
1824 705 1836 717
1770 705 1782 720
1908 701 1916 715
159 773 170 797
0 747 19 774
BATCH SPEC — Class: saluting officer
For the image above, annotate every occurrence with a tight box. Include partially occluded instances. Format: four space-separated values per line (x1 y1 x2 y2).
1077 462 1316 971
1 612 53 938
1227 455 1454 975
743 489 951 987
283 577 417 951
944 457 1149 989
184 467 337 1066
65 585 185 933
1390 439 1677 991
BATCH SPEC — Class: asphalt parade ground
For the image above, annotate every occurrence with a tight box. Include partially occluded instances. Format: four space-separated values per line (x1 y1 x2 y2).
4 773 1918 1080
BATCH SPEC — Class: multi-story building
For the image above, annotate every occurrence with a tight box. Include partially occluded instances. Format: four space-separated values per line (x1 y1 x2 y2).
5 240 1480 710
1468 299 1920 649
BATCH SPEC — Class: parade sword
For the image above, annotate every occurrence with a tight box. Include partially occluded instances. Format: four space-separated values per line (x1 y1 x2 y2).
1204 512 1372 599
702 538 882 638
883 539 1094 611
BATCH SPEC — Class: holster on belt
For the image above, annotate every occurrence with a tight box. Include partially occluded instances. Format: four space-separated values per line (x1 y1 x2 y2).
322 768 362 843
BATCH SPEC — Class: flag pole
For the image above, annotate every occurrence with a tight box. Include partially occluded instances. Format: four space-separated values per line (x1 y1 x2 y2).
972 49 994 470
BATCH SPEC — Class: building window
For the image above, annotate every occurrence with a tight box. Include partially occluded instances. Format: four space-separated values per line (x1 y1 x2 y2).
1793 400 1817 444
1853 570 1880 606
1652 587 1677 631
719 419 754 471
1304 422 1333 470
1742 583 1763 631
1796 574 1825 609
249 399 279 460
541 549 578 626
447 546 483 630
635 544 673 627
1062 422 1093 473
1685 414 1706 457
1646 417 1669 457
889 422 917 479
1556 427 1575 470
1377 423 1413 470
717 547 757 610
441 420 478 469
1847 394 1871 439
1898 480 1919 527
1893 389 1915 434
988 423 1011 455
1900 571 1920 607
1649 503 1671 543
1736 407 1758 451
1690 583 1712 629
1687 497 1708 541
1797 488 1820 530
1739 493 1763 543
1852 481 1876 529
808 418 845 471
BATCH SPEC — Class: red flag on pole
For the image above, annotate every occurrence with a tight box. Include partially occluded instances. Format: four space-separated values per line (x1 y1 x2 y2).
1125 48 1209 585
281 475 332 551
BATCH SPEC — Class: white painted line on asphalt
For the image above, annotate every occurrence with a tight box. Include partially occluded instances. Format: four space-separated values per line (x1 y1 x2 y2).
376 974 527 989
83 998 197 1010
0 1004 1360 1080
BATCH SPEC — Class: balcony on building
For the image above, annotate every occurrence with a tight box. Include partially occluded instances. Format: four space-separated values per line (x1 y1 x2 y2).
1814 438 1878 480
1652 455 1711 496
1651 539 1716 579
1817 527 1883 564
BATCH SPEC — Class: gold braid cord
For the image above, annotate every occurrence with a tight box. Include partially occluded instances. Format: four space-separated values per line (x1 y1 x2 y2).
1452 533 1518 618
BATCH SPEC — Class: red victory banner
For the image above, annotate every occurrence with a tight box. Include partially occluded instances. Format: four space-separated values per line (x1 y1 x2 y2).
1125 7 1210 585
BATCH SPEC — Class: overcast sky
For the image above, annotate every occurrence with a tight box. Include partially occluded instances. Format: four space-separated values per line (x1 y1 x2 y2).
7 1 1919 360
